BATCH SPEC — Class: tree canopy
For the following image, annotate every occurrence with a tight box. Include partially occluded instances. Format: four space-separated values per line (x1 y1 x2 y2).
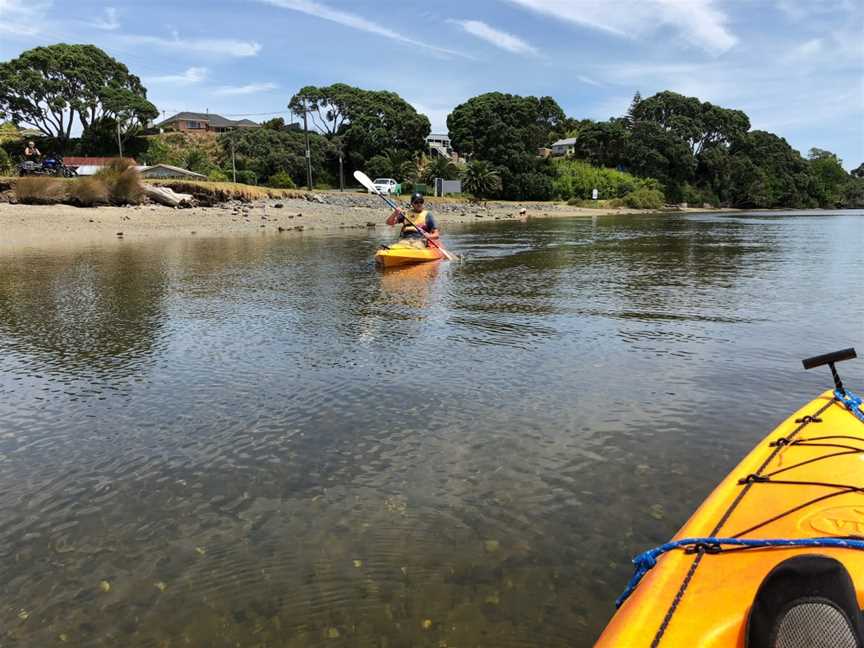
0 44 157 150
288 83 430 170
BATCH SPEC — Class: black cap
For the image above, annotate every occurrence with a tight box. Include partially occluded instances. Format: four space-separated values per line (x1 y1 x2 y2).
411 192 424 204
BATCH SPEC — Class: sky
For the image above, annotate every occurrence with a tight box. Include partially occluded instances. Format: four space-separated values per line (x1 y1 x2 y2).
1 0 862 168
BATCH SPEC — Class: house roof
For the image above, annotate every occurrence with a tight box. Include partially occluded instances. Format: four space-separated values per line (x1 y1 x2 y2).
138 164 206 178
552 138 578 147
156 112 259 129
65 157 138 165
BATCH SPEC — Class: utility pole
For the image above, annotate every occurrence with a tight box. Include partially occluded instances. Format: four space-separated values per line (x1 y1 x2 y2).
302 103 313 190
116 120 123 158
231 136 237 183
339 151 344 191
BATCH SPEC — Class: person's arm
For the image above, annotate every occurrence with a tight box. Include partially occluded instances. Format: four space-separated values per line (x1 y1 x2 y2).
385 209 404 226
424 212 440 239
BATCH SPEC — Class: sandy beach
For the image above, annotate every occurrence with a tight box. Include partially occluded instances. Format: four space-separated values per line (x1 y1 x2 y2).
0 192 671 249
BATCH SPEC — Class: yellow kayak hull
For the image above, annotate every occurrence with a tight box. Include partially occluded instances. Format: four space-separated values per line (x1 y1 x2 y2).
375 242 445 268
596 390 864 647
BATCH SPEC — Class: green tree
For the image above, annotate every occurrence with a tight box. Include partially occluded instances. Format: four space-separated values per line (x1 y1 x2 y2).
289 83 429 170
851 163 864 179
447 92 565 171
461 160 501 199
728 131 815 208
422 156 460 184
0 44 157 151
808 148 848 206
220 128 335 187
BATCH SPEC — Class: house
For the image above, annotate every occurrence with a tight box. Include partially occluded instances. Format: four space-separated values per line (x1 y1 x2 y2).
156 112 260 133
138 164 206 180
551 137 578 157
64 157 138 176
426 133 462 162
537 147 552 159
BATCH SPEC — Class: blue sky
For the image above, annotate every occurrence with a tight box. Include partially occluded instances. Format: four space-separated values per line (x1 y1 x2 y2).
1 0 862 168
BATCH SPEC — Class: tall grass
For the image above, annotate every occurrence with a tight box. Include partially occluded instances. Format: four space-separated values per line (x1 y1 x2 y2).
69 177 109 206
14 177 69 204
95 158 144 205
146 179 305 202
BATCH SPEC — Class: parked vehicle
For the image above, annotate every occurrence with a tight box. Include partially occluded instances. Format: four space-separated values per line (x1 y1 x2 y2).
18 156 78 178
370 178 398 195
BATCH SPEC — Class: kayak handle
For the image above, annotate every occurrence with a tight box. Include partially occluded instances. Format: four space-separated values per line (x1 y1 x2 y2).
802 348 857 370
802 347 857 395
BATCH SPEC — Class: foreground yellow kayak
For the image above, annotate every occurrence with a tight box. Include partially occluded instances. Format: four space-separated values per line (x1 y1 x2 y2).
597 349 864 647
375 241 445 268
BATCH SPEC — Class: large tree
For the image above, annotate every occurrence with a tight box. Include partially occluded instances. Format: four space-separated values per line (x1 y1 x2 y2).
0 44 157 151
288 83 429 170
631 91 750 156
447 92 565 170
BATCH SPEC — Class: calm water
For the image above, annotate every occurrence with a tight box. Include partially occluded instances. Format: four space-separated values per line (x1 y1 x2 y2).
1 211 862 647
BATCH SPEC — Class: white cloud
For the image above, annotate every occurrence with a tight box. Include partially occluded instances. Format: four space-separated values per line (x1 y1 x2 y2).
92 6 119 30
149 67 208 84
0 0 51 35
576 75 602 87
123 33 261 57
787 38 823 61
259 0 469 58
450 19 539 56
214 82 279 96
505 0 737 55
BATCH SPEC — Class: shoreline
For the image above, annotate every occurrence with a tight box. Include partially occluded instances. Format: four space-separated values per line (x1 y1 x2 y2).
0 194 725 250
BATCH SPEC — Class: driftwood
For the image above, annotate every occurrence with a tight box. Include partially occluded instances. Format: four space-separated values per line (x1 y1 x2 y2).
143 185 193 207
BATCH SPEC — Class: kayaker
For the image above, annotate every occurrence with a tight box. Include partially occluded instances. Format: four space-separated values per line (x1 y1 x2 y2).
386 192 440 246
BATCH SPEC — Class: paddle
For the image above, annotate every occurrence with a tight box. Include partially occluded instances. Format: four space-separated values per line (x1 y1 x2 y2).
354 170 458 262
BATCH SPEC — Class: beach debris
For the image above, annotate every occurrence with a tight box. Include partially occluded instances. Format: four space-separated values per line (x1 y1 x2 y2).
274 203 284 208
59 633 69 642
277 226 286 233
649 504 665 521
143 185 193 208
116 232 123 237
195 546 206 556
353 560 363 568
17 609 29 621
422 619 433 630
366 222 376 227
154 581 167 592
326 627 340 639
400 566 408 576
99 580 111 592
485 591 500 605
484 539 500 553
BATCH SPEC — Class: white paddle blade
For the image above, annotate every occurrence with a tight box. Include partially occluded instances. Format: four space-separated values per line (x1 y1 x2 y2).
353 170 376 193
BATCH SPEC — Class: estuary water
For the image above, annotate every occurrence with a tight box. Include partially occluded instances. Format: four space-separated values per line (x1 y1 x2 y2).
1 210 862 646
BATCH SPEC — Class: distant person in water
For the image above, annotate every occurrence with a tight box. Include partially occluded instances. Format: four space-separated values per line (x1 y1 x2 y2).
386 192 440 246
24 141 41 159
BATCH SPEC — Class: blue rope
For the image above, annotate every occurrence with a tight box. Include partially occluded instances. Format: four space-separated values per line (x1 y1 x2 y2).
616 536 864 608
835 387 864 423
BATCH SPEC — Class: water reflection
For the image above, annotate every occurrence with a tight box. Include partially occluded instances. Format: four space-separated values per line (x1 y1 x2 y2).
0 212 861 647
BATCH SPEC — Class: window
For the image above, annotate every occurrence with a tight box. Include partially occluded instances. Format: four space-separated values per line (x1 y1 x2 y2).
187 120 204 129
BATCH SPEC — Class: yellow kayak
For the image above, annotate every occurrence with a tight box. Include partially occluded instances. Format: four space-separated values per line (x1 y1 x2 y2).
597 349 864 647
374 241 445 268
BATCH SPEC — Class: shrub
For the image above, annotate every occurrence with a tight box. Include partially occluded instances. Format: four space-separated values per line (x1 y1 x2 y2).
14 177 68 204
235 170 257 186
69 177 109 206
0 147 12 175
95 158 144 204
207 169 229 182
623 187 665 209
553 159 642 201
267 171 296 188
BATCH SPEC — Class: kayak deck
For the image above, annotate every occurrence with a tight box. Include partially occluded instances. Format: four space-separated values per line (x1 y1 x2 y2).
375 241 445 267
597 390 864 647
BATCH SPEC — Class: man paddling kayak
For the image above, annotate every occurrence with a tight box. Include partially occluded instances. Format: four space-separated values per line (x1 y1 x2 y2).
385 192 440 247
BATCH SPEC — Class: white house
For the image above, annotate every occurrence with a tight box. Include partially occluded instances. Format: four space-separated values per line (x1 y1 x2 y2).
551 137 578 157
